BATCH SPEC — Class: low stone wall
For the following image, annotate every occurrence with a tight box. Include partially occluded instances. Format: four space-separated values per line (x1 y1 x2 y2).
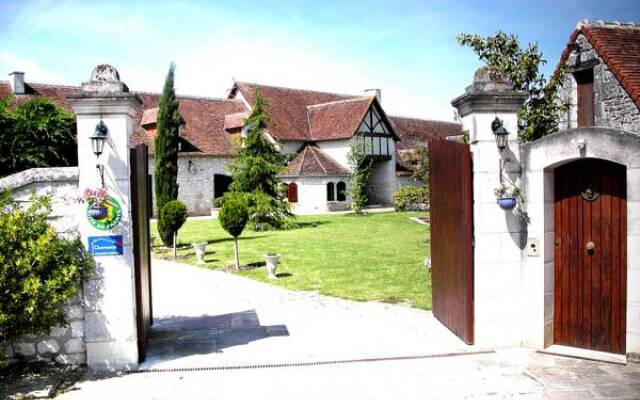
0 167 87 365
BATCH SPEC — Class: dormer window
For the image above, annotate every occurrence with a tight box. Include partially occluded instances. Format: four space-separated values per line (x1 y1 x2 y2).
574 68 594 127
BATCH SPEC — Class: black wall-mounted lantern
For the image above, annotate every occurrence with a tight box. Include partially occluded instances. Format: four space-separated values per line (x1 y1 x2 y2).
90 120 108 187
491 117 510 151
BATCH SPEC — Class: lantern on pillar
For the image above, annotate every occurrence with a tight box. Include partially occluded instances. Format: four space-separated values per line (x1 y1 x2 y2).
491 117 510 151
89 120 108 186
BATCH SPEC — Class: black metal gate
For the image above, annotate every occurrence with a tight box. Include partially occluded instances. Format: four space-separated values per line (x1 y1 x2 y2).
130 144 152 362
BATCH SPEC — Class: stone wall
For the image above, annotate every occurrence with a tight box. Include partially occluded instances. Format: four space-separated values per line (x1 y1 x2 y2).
559 34 640 134
0 167 87 365
149 154 233 216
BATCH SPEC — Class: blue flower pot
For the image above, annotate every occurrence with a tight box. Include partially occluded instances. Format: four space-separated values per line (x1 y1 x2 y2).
89 204 108 220
497 197 517 210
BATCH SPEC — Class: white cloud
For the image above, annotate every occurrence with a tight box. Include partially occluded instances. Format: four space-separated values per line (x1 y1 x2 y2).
0 51 71 84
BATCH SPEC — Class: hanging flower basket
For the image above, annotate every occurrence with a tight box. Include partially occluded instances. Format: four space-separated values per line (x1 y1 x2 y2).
494 184 523 211
496 197 517 210
88 203 109 220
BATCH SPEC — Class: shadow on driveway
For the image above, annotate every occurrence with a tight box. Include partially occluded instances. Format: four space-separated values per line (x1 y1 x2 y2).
144 310 289 365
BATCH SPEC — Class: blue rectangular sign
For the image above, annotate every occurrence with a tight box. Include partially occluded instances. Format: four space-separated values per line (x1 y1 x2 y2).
88 235 123 257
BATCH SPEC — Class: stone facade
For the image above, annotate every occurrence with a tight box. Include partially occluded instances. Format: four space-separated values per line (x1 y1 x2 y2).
0 167 88 365
559 34 640 134
149 154 233 216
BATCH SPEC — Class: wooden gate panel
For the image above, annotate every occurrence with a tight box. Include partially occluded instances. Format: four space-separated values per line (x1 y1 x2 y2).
554 159 626 354
428 139 474 345
131 144 152 362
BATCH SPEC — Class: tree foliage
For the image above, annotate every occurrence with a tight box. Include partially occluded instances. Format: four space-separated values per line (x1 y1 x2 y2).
0 191 93 346
457 31 566 141
218 193 249 270
0 97 77 177
347 139 372 214
228 90 292 229
154 63 182 246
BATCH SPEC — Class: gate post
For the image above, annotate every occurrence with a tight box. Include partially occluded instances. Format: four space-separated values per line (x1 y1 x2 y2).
68 65 142 370
451 67 527 348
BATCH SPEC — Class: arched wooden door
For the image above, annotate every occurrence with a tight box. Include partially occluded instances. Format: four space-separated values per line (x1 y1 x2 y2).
554 158 627 354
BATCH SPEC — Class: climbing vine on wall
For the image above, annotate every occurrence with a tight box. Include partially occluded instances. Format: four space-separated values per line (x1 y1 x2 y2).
347 139 372 214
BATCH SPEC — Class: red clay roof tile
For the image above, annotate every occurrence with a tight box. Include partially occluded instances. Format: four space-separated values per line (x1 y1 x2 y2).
283 144 349 176
0 82 248 156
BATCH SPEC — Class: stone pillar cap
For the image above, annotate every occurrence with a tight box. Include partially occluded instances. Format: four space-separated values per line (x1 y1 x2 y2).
451 66 527 117
80 64 130 94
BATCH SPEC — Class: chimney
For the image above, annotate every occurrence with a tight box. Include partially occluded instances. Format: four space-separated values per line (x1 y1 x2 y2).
364 88 381 104
9 71 25 95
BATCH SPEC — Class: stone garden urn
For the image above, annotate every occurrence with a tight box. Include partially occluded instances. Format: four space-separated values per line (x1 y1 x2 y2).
263 253 281 279
192 243 207 264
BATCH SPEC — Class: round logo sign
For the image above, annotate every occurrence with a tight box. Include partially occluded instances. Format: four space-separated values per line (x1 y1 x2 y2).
86 195 123 231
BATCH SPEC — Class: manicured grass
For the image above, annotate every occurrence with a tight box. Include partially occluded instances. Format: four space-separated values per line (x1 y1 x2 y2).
151 212 432 309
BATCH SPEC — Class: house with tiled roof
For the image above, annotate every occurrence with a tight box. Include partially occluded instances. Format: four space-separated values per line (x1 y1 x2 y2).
557 19 640 134
1 71 461 215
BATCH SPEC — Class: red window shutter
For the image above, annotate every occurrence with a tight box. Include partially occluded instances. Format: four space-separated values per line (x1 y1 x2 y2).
288 182 298 203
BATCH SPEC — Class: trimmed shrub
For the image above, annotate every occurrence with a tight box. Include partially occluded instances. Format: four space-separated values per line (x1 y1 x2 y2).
394 186 428 211
219 193 249 270
219 193 249 238
0 191 93 346
160 200 188 234
212 196 224 208
160 200 188 258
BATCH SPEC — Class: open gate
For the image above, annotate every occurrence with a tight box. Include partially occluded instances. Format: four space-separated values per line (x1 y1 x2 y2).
428 139 474 344
130 144 152 362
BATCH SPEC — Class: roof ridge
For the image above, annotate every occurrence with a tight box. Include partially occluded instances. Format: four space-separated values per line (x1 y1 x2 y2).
235 80 359 98
298 145 309 175
577 19 640 30
389 114 460 124
309 145 328 174
0 80 242 103
134 90 243 103
307 97 371 109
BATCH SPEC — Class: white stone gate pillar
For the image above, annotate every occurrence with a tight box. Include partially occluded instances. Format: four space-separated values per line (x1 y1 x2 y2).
68 65 142 370
451 67 528 347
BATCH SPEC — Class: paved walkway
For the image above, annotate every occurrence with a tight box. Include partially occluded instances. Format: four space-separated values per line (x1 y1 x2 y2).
141 259 477 369
59 260 640 399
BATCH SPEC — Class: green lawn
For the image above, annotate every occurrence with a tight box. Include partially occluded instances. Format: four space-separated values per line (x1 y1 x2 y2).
151 212 432 309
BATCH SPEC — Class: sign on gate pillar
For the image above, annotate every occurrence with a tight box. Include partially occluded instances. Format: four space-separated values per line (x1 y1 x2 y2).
68 65 142 371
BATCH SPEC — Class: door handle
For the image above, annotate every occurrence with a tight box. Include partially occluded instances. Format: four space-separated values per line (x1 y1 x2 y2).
586 241 595 251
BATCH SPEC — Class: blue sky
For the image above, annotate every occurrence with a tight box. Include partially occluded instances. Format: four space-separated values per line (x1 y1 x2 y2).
1 0 639 121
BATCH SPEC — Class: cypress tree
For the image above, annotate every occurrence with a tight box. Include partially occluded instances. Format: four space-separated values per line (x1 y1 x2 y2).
154 63 181 246
228 90 292 229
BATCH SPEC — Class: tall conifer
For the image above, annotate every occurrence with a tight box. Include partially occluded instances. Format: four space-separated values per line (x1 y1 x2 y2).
154 63 181 246
229 91 292 229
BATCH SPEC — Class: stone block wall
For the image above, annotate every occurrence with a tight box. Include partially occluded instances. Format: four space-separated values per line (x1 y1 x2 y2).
559 34 640 134
149 154 233 216
0 167 88 365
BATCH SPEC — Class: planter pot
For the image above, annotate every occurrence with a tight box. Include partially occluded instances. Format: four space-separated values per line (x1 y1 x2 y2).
497 197 517 210
88 204 108 220
263 254 281 279
192 243 207 264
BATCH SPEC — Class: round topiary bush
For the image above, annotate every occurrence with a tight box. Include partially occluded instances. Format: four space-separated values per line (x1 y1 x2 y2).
218 193 249 270
161 200 188 233
160 200 188 258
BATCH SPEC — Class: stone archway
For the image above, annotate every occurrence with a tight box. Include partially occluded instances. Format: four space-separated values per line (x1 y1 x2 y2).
521 127 640 356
